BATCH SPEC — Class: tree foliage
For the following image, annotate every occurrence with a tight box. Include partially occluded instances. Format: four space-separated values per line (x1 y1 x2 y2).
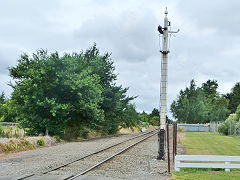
150 116 160 126
225 82 240 113
8 45 137 136
149 108 159 119
171 79 230 123
219 104 240 135
0 92 6 119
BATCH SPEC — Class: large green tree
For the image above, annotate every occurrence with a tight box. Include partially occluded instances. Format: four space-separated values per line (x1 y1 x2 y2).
171 79 229 123
9 45 136 136
201 80 218 98
201 80 229 123
225 82 240 113
80 45 135 134
171 80 205 123
149 108 159 119
9 50 103 135
0 92 6 119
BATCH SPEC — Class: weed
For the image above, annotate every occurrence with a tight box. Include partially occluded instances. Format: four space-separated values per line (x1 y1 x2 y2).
23 140 33 147
0 124 3 135
178 126 185 132
37 138 46 146
55 136 62 143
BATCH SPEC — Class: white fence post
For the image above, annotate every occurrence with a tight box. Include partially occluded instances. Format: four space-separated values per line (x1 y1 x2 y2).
225 161 230 172
175 159 180 171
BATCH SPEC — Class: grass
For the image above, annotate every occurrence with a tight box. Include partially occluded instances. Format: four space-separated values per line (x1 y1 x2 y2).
181 132 240 155
173 132 240 180
37 138 46 146
173 170 240 180
0 139 34 153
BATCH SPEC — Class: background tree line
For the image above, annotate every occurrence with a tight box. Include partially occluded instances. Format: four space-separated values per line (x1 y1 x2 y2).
2 44 239 138
171 79 240 124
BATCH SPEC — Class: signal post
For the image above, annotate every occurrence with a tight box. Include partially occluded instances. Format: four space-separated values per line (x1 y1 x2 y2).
157 8 179 160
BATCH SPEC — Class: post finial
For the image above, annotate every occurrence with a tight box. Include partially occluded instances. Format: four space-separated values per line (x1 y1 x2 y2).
165 7 168 15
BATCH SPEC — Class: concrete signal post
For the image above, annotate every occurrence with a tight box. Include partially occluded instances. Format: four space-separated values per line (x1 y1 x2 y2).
157 8 179 160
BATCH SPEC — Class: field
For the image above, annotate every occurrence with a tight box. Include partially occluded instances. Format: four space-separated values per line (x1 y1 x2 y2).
173 132 240 180
181 132 240 155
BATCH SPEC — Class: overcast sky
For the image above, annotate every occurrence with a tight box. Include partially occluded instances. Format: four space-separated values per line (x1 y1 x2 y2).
0 0 240 117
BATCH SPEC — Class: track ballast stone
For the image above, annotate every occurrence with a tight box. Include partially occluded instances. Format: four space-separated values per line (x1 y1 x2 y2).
0 133 137 177
0 131 178 180
87 134 172 180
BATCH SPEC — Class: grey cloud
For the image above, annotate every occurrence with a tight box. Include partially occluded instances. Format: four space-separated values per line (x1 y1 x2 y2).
73 9 159 62
0 0 239 115
176 0 240 36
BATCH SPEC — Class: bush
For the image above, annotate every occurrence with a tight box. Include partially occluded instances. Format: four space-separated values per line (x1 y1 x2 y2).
178 126 185 132
218 123 228 135
150 116 160 126
55 136 62 143
79 128 89 139
225 113 237 124
0 139 34 153
37 138 46 146
0 124 3 136
23 140 33 147
63 125 89 140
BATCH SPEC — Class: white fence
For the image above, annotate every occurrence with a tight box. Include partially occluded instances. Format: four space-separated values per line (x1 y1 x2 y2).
175 155 240 172
0 122 18 127
178 124 209 132
178 122 223 132
210 121 223 132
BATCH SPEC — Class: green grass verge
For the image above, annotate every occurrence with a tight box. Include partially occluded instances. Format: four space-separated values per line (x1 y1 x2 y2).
173 170 240 180
182 132 240 155
173 132 240 180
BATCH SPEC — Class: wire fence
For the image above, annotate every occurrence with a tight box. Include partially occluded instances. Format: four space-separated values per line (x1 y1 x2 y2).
228 121 240 136
0 122 25 138
177 122 224 133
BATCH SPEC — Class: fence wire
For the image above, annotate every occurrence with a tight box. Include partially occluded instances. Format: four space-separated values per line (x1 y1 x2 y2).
228 121 240 136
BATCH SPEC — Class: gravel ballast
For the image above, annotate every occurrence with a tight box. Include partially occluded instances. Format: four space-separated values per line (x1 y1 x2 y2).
0 133 144 178
0 130 181 180
87 134 171 180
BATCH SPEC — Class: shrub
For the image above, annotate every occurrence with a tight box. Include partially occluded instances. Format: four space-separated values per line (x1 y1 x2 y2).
79 128 89 139
23 140 33 147
0 124 3 136
37 138 46 146
178 126 185 132
55 136 62 143
218 123 228 135
225 113 237 124
150 116 160 126
0 139 34 153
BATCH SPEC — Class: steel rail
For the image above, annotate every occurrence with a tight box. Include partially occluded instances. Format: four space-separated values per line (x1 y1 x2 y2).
18 129 156 180
66 130 158 180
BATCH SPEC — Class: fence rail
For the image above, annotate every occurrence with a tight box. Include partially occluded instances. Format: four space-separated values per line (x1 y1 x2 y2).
175 155 240 172
0 122 19 126
178 124 209 132
0 122 25 138
177 122 223 132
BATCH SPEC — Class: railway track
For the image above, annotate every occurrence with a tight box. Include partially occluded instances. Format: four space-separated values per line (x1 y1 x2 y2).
18 129 158 180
